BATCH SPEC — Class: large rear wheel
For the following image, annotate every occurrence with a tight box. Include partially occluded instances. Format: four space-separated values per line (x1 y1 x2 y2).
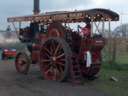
40 37 71 82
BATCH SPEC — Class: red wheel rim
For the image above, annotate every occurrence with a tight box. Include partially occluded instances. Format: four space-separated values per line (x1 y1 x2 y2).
40 39 67 81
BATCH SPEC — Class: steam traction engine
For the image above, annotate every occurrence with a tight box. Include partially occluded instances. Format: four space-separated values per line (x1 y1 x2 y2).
7 7 119 82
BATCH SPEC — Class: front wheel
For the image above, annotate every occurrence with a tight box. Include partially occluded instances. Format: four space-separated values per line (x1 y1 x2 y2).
15 52 31 74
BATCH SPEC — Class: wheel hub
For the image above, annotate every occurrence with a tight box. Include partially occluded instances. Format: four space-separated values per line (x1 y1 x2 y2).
52 57 56 62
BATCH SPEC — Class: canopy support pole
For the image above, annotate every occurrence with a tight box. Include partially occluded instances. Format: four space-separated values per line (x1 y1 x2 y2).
94 22 101 33
108 20 112 63
91 19 93 37
102 21 105 34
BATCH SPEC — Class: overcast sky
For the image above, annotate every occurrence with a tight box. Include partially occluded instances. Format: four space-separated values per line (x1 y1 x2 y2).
0 0 128 29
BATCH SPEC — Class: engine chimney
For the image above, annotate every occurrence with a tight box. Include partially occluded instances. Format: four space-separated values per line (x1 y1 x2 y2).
33 0 40 15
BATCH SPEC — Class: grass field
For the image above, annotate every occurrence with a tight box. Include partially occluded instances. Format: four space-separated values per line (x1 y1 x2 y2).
101 50 128 96
98 67 128 96
87 63 128 96
116 54 128 65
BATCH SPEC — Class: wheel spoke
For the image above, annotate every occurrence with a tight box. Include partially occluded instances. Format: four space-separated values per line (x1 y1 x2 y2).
51 40 56 51
50 46 54 55
54 44 61 56
53 68 60 80
58 66 64 73
49 41 55 55
20 63 27 71
56 53 65 59
55 62 65 66
17 57 26 65
18 59 26 63
42 63 51 70
44 66 52 75
57 59 65 62
43 47 51 55
44 52 50 57
40 59 51 63
18 56 26 61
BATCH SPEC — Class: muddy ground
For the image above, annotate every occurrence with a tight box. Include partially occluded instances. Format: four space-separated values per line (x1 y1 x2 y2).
0 60 108 96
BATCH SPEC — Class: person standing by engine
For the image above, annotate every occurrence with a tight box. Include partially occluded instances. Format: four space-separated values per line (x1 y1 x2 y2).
79 19 92 68
79 19 91 38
